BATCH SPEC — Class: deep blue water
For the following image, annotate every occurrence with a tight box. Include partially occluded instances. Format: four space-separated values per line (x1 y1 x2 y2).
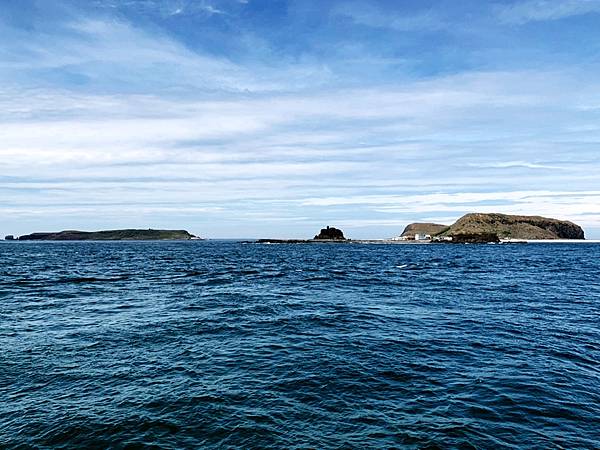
1 241 599 449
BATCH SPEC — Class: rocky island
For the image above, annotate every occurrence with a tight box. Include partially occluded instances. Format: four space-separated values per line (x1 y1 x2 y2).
16 229 199 241
401 223 449 238
7 214 586 244
313 226 346 240
402 213 584 242
257 226 348 244
445 213 584 239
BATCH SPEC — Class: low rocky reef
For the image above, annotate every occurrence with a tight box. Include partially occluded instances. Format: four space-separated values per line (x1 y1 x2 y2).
16 229 199 241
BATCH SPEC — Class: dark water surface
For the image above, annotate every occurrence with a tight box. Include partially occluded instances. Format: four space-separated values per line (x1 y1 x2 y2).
1 241 599 448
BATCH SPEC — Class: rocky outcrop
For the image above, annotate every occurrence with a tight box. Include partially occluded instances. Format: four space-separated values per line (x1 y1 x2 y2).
443 213 584 240
18 229 198 241
313 226 346 240
448 232 500 244
401 223 449 237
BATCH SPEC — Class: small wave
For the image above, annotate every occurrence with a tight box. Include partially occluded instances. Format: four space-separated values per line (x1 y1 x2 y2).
52 276 129 284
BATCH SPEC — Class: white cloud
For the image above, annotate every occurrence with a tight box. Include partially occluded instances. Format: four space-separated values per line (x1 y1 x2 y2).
2 13 600 237
3 69 599 175
94 0 228 17
300 191 600 207
466 161 565 170
0 16 331 93
497 0 600 24
334 1 443 31
200 4 225 15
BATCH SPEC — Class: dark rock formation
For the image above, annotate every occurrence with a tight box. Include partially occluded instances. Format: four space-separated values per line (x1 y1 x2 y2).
4 235 15 240
401 223 449 238
18 229 198 241
313 226 346 240
449 232 500 244
256 239 309 244
443 213 584 240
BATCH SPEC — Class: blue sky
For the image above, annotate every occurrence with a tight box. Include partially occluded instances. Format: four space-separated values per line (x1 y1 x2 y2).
1 0 600 238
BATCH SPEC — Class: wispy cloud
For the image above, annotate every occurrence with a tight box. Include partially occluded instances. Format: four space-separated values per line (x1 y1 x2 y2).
497 0 600 24
466 161 566 170
333 1 443 31
202 4 225 15
0 15 331 93
2 65 600 236
94 0 228 17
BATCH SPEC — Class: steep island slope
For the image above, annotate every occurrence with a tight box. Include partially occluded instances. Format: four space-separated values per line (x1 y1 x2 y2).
401 223 449 238
18 229 198 241
442 213 584 240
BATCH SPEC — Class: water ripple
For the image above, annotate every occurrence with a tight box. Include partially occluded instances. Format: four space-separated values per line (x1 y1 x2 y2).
0 241 599 448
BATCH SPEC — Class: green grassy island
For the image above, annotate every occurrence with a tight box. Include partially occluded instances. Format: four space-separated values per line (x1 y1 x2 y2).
17 229 199 241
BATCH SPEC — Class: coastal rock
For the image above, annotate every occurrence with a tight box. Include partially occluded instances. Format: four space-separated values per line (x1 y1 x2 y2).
443 213 584 240
18 229 199 241
313 226 346 240
449 232 500 244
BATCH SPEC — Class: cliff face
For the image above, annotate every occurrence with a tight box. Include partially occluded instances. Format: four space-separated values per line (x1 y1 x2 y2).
444 213 584 240
18 229 197 241
401 223 449 237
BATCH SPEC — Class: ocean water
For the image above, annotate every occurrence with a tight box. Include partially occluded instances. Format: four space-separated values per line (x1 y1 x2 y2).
1 241 599 449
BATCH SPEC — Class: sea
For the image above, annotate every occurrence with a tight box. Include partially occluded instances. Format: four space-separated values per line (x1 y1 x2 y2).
1 241 599 449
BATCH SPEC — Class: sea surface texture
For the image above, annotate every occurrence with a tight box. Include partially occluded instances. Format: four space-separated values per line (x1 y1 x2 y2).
1 241 599 448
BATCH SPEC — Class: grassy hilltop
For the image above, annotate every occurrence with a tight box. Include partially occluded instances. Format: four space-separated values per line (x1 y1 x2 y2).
443 213 584 240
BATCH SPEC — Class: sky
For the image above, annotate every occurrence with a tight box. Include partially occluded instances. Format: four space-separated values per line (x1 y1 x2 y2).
1 0 600 239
